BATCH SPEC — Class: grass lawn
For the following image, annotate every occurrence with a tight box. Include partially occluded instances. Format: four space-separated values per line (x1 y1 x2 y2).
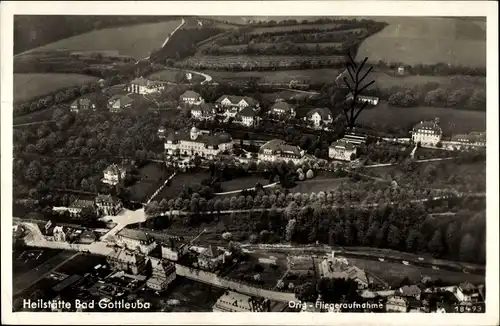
357 101 486 135
219 175 270 192
205 69 342 84
14 73 99 103
54 253 108 276
147 69 205 84
224 256 286 288
129 163 168 202
371 72 485 89
249 23 360 34
346 257 485 286
356 17 486 68
12 247 64 276
27 20 183 60
290 177 347 194
155 171 211 200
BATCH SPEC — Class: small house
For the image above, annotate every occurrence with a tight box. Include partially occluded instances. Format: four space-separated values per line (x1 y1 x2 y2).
180 90 204 106
305 108 333 127
197 245 226 271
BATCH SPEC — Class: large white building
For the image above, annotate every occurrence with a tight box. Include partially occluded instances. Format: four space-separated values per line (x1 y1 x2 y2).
115 229 157 255
165 127 233 158
305 108 333 128
180 90 204 106
329 139 357 161
411 119 442 146
346 93 380 106
102 164 126 186
128 77 164 95
258 139 305 164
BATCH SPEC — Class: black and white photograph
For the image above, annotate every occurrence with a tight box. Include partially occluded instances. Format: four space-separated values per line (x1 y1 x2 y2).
1 1 498 325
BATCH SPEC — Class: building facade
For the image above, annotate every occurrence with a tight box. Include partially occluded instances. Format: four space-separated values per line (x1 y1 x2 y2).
269 100 296 119
107 95 133 113
346 93 380 106
197 245 226 271
180 90 204 106
215 95 260 111
68 199 95 217
305 108 333 128
386 295 409 312
106 248 146 275
102 164 126 186
70 97 96 113
128 77 164 95
146 258 177 291
213 291 270 312
236 106 260 127
191 103 216 120
411 119 442 146
161 238 189 261
258 139 305 164
164 127 233 159
328 139 357 161
115 229 158 255
95 194 123 216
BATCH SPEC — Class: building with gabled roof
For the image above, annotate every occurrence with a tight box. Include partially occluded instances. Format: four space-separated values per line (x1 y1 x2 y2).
329 138 357 161
146 258 176 291
411 118 442 146
102 164 126 186
161 237 189 261
236 106 260 127
269 100 296 119
95 194 123 216
305 107 333 127
213 291 270 312
115 228 157 255
398 285 422 300
450 131 486 148
106 248 146 275
197 245 226 271
107 94 133 113
164 126 233 159
68 199 95 217
386 295 409 312
128 77 164 95
258 139 305 164
70 97 96 113
215 95 260 110
191 103 216 120
346 93 379 106
180 90 204 106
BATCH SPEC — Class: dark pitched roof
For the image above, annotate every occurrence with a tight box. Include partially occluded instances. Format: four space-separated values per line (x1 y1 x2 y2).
259 139 302 156
104 164 125 175
180 90 201 99
216 95 259 106
108 94 133 107
306 107 332 120
400 285 422 297
95 194 121 204
237 106 257 118
329 139 356 150
117 228 152 242
191 103 215 114
166 128 232 146
69 199 94 209
107 248 145 264
200 245 224 258
130 77 162 87
412 121 442 134
270 101 293 113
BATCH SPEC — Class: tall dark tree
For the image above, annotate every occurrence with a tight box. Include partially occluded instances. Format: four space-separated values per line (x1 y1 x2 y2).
341 53 375 130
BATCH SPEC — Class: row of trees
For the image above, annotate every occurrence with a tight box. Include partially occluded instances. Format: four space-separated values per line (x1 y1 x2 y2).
375 60 486 77
14 82 101 117
201 42 349 56
385 86 486 111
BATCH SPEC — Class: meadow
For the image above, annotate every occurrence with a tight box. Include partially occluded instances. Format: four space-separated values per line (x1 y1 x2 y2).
357 101 486 135
204 69 342 84
14 73 99 103
356 17 486 68
147 69 205 84
26 20 183 60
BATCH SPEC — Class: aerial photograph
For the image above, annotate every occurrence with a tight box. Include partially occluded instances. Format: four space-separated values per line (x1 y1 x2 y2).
11 14 487 314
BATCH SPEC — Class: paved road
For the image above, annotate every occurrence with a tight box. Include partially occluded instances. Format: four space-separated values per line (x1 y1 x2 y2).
13 250 80 296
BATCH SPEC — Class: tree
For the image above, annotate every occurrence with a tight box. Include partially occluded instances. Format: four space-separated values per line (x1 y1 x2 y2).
145 201 161 217
294 282 317 302
459 233 476 262
341 53 375 130
306 169 314 179
428 229 444 256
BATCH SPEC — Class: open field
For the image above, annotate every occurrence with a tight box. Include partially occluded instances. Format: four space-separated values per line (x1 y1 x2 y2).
248 23 355 34
26 20 183 60
155 171 211 200
177 55 345 70
54 253 108 276
147 69 205 84
356 17 486 67
347 257 485 286
12 247 64 276
219 175 270 192
205 69 342 84
371 72 486 89
216 42 344 52
357 101 486 135
290 177 347 194
129 163 168 202
14 73 99 103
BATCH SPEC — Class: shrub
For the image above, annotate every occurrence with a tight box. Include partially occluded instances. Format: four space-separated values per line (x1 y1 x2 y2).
306 169 315 179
